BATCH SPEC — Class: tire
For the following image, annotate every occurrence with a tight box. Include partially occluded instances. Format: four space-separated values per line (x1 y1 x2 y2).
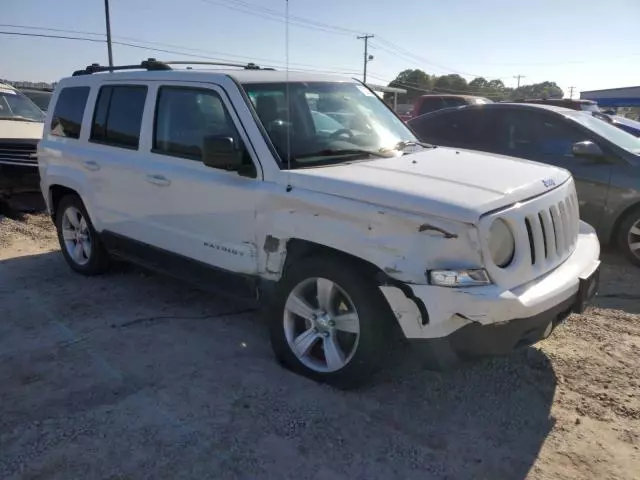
55 194 110 275
268 255 393 389
616 207 640 268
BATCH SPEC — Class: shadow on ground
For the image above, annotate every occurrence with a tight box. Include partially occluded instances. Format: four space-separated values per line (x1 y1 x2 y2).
1 250 558 479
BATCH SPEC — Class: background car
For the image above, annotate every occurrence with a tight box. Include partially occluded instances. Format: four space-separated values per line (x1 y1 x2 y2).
411 94 492 118
593 111 640 137
395 103 413 122
408 103 640 266
18 87 53 114
0 83 45 192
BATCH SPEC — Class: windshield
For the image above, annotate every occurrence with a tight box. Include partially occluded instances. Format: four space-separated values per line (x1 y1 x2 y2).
242 82 419 167
21 90 52 112
570 111 640 153
579 103 600 113
0 87 45 122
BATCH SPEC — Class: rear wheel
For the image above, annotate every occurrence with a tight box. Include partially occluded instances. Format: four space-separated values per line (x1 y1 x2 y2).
55 194 110 275
616 208 640 267
269 256 392 389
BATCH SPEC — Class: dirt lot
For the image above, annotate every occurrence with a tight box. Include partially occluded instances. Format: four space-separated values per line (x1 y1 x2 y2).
1 213 639 480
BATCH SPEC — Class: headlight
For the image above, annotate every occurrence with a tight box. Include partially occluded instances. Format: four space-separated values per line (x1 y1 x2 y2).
489 219 515 268
428 269 490 287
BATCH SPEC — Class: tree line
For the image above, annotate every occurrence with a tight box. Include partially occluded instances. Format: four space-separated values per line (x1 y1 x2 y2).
385 69 564 104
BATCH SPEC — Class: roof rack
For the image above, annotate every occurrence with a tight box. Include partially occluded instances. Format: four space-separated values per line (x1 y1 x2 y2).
163 60 275 71
72 58 275 76
73 58 171 76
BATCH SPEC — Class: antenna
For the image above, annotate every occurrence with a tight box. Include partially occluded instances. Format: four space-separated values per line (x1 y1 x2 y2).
285 0 292 192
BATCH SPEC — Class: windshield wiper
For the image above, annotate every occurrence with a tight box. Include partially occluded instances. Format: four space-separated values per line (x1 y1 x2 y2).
0 116 42 123
293 148 390 161
396 140 436 151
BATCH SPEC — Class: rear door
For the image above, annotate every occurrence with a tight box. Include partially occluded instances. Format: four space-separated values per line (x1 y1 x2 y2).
487 108 611 228
84 82 150 238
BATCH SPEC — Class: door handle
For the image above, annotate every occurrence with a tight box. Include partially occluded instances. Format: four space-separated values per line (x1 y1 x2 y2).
83 160 100 171
146 174 171 187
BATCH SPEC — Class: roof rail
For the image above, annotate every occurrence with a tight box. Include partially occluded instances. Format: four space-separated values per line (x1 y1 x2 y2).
72 58 276 76
72 58 172 76
162 60 275 70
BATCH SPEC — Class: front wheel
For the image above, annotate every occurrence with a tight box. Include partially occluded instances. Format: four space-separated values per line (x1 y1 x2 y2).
268 256 393 389
616 208 640 268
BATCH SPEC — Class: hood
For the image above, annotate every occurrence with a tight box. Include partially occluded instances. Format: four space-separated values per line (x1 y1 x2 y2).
0 120 44 141
287 147 571 224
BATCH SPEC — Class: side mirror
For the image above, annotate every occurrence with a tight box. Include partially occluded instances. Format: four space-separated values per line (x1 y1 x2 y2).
572 141 603 158
202 136 243 170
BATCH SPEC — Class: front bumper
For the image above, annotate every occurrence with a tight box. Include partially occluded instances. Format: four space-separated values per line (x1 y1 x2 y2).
380 220 601 345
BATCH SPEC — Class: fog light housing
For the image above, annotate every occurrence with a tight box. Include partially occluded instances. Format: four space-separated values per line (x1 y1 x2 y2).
428 269 491 287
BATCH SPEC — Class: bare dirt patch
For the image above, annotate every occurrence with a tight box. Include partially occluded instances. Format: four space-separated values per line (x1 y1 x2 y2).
1 214 638 479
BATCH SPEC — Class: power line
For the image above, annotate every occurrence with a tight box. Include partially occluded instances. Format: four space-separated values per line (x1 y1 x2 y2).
0 24 360 75
195 0 489 79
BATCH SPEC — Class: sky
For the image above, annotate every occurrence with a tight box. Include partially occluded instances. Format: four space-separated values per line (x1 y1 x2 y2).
2 0 640 97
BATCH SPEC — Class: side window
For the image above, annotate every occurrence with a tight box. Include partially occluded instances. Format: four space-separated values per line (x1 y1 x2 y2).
413 109 489 149
417 97 443 116
499 110 590 158
90 85 147 149
442 98 467 109
153 87 239 161
50 87 90 139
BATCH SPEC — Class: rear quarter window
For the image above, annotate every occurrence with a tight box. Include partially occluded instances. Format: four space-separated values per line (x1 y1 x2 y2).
50 87 90 139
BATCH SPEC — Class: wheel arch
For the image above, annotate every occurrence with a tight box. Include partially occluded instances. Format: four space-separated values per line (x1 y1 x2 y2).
49 184 79 222
283 238 385 280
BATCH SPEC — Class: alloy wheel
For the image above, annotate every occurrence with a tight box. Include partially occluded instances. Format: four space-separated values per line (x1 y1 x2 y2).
283 277 360 373
61 206 92 266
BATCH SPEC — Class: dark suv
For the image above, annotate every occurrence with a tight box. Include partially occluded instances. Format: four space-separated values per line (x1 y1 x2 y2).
411 94 492 118
408 103 640 266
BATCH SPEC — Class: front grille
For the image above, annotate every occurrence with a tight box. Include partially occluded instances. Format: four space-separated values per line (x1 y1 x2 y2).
523 191 579 265
0 142 38 166
481 179 581 289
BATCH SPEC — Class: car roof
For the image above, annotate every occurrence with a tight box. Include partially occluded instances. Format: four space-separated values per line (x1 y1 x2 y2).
57 68 353 86
407 102 579 124
514 98 595 104
417 94 486 100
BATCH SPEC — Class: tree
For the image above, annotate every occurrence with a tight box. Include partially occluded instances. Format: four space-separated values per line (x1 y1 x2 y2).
433 74 468 93
511 81 563 100
385 69 432 104
468 77 490 93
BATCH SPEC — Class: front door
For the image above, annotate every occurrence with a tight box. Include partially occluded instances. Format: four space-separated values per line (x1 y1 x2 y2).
133 82 265 276
490 108 611 229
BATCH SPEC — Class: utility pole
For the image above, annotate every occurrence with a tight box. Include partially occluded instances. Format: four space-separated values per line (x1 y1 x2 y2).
568 86 576 99
357 34 374 83
514 74 525 89
104 0 114 68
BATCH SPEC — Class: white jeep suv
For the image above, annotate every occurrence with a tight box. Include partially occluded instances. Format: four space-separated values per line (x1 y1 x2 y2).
38 60 601 388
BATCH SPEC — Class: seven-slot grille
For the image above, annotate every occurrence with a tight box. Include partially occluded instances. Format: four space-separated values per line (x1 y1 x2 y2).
523 190 579 265
0 142 38 166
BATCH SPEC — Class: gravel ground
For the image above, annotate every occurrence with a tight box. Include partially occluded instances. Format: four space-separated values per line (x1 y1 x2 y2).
1 213 639 480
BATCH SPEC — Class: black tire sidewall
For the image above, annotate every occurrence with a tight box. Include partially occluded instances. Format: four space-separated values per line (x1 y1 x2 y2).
268 256 393 389
617 208 640 268
55 195 108 275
